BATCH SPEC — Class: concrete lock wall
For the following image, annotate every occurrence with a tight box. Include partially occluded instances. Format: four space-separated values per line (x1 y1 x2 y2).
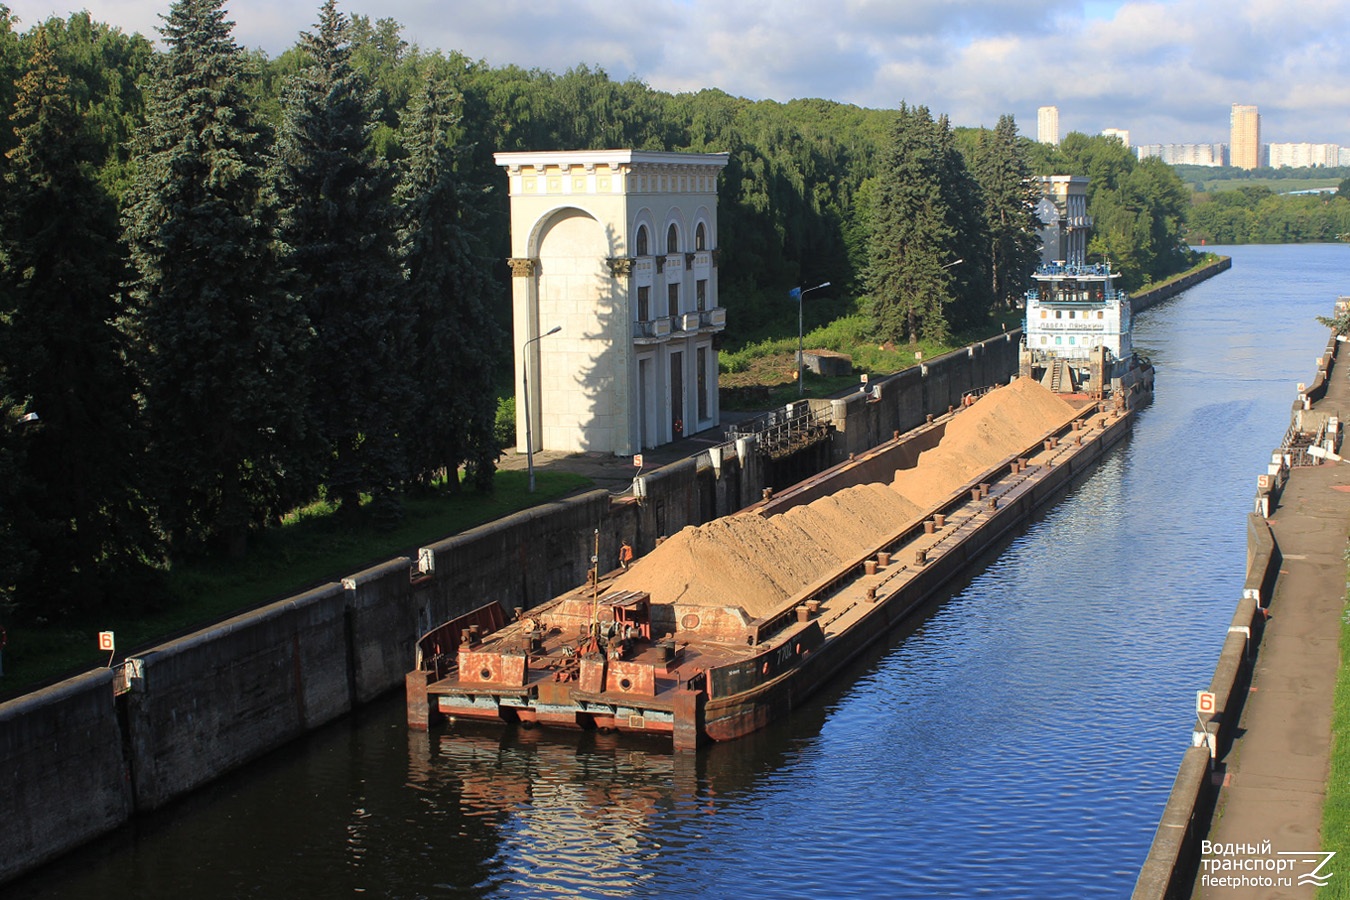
344 557 421 705
0 329 1028 887
417 490 615 624
124 582 350 811
1130 256 1232 315
830 331 1021 462
0 669 133 884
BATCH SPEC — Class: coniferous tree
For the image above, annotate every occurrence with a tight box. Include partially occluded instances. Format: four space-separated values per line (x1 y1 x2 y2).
271 0 410 523
396 74 502 493
865 103 959 344
932 112 991 330
123 0 314 558
975 114 1042 308
1 29 158 615
0 397 37 619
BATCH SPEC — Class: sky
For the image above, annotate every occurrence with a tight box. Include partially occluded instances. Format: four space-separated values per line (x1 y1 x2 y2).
7 0 1350 147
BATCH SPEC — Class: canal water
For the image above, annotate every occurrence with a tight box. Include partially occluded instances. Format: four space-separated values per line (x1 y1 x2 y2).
11 244 1348 899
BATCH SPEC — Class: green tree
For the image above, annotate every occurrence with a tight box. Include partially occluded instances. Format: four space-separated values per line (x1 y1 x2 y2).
271 0 410 523
1035 133 1194 289
865 103 961 344
22 11 153 196
0 5 24 147
932 112 991 330
396 73 503 492
123 0 315 558
1 29 158 616
0 398 37 621
974 114 1041 308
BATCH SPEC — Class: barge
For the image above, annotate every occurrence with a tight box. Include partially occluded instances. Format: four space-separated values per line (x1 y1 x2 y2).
407 379 1142 750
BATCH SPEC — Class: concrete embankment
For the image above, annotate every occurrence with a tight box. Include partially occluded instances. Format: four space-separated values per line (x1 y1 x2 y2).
0 330 1021 886
1131 256 1232 315
1132 313 1343 900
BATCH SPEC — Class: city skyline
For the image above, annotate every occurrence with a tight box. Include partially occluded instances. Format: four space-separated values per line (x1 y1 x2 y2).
5 0 1350 147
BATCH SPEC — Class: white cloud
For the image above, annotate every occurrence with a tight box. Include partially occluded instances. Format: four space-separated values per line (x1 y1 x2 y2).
6 0 1350 145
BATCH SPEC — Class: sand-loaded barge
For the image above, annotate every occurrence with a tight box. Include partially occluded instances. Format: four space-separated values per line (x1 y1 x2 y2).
407 374 1146 750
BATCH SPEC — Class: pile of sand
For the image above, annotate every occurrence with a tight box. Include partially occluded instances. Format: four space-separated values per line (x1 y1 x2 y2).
891 378 1078 508
612 378 1078 618
611 481 924 617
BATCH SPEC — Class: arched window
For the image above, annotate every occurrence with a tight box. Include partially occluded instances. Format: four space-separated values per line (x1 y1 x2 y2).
695 222 707 251
666 224 679 254
635 225 649 257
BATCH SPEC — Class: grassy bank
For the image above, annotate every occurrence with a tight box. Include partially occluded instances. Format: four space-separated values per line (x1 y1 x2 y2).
719 311 1022 409
0 468 590 699
1319 548 1350 898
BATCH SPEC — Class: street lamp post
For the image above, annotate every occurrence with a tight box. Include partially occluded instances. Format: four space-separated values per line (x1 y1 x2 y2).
793 282 831 397
522 325 561 492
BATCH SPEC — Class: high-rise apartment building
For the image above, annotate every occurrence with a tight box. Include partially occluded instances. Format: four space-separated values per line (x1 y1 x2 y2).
1038 106 1060 145
1101 128 1130 148
1230 104 1261 170
1267 142 1342 169
1136 143 1227 167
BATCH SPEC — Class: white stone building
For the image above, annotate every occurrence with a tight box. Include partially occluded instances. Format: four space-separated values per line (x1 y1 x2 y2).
1033 175 1091 266
495 149 731 458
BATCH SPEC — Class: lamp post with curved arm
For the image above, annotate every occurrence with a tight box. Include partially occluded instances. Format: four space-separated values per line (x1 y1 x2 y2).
793 282 831 397
522 325 561 492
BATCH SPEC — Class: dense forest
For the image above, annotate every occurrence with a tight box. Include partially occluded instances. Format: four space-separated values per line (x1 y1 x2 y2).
0 0 1199 623
1186 184 1350 244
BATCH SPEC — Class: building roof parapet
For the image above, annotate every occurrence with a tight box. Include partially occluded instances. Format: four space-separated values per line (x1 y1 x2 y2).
494 149 730 175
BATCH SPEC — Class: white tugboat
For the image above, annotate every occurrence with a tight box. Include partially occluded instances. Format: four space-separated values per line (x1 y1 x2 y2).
1019 259 1154 407
1019 175 1154 407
